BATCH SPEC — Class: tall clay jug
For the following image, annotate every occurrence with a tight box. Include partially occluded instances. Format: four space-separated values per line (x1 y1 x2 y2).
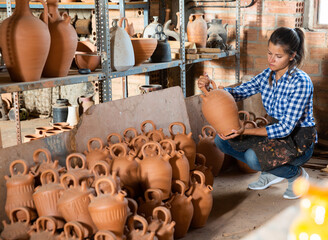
0 0 50 82
197 125 225 176
187 13 207 48
148 206 175 240
84 137 110 169
42 0 78 77
137 188 165 220
200 80 241 136
110 19 135 71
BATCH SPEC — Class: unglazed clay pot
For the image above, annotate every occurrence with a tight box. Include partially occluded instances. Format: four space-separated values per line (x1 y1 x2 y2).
75 51 101 71
140 120 165 143
168 180 193 239
127 215 157 240
137 142 172 200
4 160 36 220
255 116 269 127
131 38 158 66
1 207 32 240
169 122 196 171
197 125 224 176
137 189 165 220
129 135 150 158
0 0 50 82
123 127 139 144
110 19 135 71
84 137 109 170
118 17 135 37
57 221 86 240
186 170 213 228
42 0 77 77
200 80 241 136
148 206 175 240
94 230 118 240
58 174 96 236
77 95 94 114
195 153 214 187
160 139 190 188
187 13 207 48
29 216 60 240
88 178 128 239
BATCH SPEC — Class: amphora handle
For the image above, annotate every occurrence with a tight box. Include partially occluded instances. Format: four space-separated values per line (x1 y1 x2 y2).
9 159 28 176
95 177 116 196
201 125 216 140
169 121 186 136
87 137 104 152
40 169 59 185
128 215 148 236
145 188 163 202
66 153 87 170
152 206 171 225
36 216 57 235
33 148 52 164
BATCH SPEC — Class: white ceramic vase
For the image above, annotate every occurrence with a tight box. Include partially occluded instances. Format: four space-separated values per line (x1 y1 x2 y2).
66 105 79 126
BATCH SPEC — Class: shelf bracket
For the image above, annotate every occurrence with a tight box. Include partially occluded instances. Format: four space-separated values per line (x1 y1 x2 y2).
13 92 21 145
179 0 186 97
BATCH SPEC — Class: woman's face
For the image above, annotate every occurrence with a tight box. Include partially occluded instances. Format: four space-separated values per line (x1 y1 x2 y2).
267 42 295 72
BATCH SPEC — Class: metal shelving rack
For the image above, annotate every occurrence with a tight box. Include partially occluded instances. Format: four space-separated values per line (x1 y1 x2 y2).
0 0 240 144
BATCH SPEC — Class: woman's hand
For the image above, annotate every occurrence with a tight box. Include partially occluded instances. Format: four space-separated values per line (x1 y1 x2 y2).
218 126 245 140
197 73 211 90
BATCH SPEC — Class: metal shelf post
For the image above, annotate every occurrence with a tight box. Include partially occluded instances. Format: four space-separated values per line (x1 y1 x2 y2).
235 0 241 83
179 0 186 97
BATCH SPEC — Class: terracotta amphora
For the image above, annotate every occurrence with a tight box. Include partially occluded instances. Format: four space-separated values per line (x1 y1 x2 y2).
1 207 32 240
137 142 172 200
127 215 157 240
88 178 128 239
4 160 36 221
167 180 193 239
195 153 214 187
109 143 140 197
91 160 111 187
186 170 213 228
77 95 94 114
119 17 135 37
168 122 196 170
30 148 65 178
106 133 130 156
0 0 50 82
42 0 77 77
110 19 135 71
137 189 165 220
160 139 190 188
95 230 118 240
65 152 94 186
148 206 175 240
29 216 60 240
57 221 86 240
84 137 110 170
140 120 165 143
197 125 224 176
187 13 207 48
127 197 138 217
123 127 139 144
57 174 96 236
32 169 64 227
129 135 149 159
200 80 241 136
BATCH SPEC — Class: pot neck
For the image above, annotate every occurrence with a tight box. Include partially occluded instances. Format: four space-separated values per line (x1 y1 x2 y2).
47 0 61 21
14 0 33 16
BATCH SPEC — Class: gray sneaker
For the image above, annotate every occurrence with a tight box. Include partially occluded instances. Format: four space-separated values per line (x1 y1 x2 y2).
283 167 309 200
248 172 284 190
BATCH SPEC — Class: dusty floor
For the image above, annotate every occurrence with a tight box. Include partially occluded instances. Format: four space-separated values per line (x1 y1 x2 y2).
0 118 327 239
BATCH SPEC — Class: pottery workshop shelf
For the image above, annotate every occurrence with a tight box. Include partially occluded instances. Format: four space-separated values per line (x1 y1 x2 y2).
0 70 104 94
186 50 237 64
0 1 148 9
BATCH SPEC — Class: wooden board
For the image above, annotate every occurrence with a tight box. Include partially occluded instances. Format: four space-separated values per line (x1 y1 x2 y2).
197 48 222 53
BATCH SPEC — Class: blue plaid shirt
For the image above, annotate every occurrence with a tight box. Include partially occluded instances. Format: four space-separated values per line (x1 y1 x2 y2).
225 68 316 140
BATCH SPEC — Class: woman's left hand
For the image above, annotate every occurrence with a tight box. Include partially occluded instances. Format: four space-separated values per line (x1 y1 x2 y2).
218 126 245 140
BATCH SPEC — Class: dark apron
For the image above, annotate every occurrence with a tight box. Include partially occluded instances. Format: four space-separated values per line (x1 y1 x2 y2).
228 117 317 171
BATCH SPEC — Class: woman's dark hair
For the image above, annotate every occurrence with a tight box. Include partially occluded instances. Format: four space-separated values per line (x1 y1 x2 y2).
268 27 305 84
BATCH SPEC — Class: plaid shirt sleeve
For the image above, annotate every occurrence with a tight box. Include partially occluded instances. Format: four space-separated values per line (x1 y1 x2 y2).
266 74 313 139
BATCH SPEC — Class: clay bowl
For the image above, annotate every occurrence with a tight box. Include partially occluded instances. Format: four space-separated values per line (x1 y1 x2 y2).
131 38 157 66
75 51 101 72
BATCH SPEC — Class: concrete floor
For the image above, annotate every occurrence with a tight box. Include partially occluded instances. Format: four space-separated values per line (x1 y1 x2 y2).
0 117 327 239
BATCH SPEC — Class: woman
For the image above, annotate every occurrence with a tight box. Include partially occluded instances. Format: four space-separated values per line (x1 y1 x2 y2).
198 27 316 199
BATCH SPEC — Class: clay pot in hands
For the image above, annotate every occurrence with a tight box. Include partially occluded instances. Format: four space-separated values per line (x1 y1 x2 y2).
1 207 32 240
127 215 157 240
32 169 64 227
109 143 140 197
131 38 158 66
137 189 165 220
186 170 213 228
187 13 207 48
29 216 60 240
200 80 241 136
118 17 135 37
110 19 135 71
197 125 225 176
169 122 196 170
84 137 110 169
57 174 96 236
195 153 214 187
243 120 258 129
148 206 175 240
160 139 190 188
88 178 128 239
255 116 269 128
137 142 172 200
168 180 193 239
42 0 77 77
0 0 50 82
4 160 36 220
141 120 165 143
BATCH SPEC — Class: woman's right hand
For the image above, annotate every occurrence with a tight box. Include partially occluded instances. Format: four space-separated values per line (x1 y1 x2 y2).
197 73 211 90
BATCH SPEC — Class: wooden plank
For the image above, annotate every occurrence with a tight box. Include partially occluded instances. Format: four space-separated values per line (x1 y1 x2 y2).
168 41 197 50
200 53 220 59
198 48 222 53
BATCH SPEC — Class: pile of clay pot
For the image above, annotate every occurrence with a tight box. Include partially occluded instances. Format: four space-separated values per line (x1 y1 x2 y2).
1 120 225 240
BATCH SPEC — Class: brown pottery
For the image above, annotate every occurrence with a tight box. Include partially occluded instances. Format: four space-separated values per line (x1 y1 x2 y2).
195 153 214 187
64 152 94 185
137 189 165 220
197 125 225 176
84 137 109 169
95 230 118 240
148 206 175 240
0 0 50 82
75 51 101 71
127 215 157 240
131 38 158 66
118 17 135 37
255 116 270 127
168 122 196 170
123 127 139 144
186 13 207 48
57 221 86 240
200 80 241 136
129 135 150 158
29 216 59 240
140 120 165 143
77 95 95 114
42 0 78 77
